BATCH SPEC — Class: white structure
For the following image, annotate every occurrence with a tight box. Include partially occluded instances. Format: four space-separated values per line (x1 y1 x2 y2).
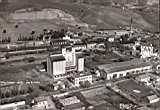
136 74 150 82
98 59 152 80
136 74 151 86
73 43 87 51
47 55 66 78
47 47 84 79
77 55 84 72
62 47 76 69
0 101 25 110
147 95 160 104
73 74 92 87
141 44 157 58
32 96 55 109
96 29 130 36
108 37 115 42
87 42 97 49
59 96 80 106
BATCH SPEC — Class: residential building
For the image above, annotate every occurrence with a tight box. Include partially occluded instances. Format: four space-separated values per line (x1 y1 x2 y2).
136 74 150 82
98 59 152 80
96 29 130 37
136 74 151 86
141 44 158 58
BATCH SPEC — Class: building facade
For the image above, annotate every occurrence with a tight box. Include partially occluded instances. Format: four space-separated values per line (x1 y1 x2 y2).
47 47 84 79
141 44 157 58
73 74 92 87
98 59 152 80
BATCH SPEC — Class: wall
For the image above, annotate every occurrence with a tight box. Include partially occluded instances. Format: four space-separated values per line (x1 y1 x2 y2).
77 58 84 72
53 60 66 76
107 66 152 80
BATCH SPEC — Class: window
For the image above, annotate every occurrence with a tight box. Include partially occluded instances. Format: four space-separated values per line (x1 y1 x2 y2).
126 72 130 75
113 74 117 79
120 74 123 77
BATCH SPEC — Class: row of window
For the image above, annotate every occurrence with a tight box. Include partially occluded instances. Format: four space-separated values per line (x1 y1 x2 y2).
111 68 151 79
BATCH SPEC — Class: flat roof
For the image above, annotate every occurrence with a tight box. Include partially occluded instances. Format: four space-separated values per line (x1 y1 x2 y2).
98 59 151 73
50 55 65 62
74 73 92 78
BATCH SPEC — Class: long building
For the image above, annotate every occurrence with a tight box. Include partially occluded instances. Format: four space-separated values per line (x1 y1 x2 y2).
98 59 152 80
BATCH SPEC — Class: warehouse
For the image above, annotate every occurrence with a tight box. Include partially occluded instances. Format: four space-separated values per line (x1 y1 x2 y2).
98 59 152 80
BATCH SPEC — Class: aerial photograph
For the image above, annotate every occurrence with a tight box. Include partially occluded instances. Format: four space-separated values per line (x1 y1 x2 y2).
0 0 159 110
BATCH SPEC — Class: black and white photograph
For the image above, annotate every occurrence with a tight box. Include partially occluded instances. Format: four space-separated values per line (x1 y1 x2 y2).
0 0 159 110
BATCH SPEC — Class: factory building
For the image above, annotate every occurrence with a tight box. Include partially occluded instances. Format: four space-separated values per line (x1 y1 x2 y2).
98 59 152 80
47 47 84 79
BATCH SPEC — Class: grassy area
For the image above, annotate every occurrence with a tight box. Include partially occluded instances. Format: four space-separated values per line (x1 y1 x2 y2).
82 86 133 109
0 62 53 82
117 79 154 103
0 0 158 37
0 64 36 81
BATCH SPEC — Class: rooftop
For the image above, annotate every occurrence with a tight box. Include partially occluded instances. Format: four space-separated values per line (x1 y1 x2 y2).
59 96 80 106
98 59 151 73
76 53 84 59
49 55 65 62
147 95 159 101
74 73 92 78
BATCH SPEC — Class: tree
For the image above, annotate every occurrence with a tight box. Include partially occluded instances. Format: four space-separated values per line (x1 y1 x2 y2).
100 70 107 80
105 41 112 52
14 24 19 28
79 81 91 88
2 29 6 34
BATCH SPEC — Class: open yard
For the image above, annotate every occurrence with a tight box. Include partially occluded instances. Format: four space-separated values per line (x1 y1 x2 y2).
81 86 134 110
0 63 52 82
117 79 154 103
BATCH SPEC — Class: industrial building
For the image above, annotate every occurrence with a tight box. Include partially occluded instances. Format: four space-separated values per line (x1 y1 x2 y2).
73 74 92 87
98 59 152 80
47 47 84 79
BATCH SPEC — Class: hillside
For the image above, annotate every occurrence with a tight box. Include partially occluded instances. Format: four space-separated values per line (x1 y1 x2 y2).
0 0 159 32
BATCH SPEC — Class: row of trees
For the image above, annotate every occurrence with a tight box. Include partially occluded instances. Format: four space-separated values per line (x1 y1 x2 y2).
0 85 33 99
0 27 66 42
0 37 11 43
17 29 66 41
